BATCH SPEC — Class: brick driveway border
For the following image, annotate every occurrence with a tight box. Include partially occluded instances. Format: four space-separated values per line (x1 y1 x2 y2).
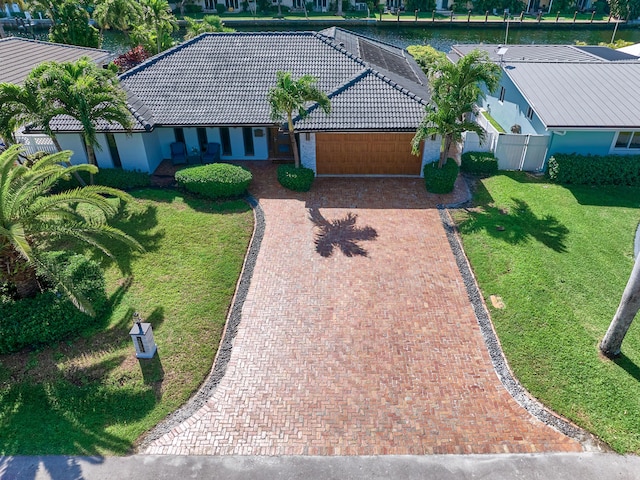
143 163 584 455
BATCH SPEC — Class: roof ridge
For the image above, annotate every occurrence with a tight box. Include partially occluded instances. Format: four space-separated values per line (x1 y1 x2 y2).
312 31 367 67
331 27 405 52
368 68 428 104
0 36 110 54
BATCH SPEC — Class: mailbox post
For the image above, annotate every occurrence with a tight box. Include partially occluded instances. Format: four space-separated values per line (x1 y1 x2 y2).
129 312 157 359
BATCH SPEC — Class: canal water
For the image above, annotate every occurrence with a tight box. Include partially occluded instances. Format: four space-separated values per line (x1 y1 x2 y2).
11 22 640 54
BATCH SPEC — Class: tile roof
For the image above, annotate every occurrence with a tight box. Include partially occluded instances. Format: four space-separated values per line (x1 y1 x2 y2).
51 29 429 133
0 37 112 86
295 70 427 131
450 43 640 63
503 62 640 128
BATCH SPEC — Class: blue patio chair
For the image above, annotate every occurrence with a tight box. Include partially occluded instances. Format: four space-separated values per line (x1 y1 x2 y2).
170 141 187 165
201 142 221 164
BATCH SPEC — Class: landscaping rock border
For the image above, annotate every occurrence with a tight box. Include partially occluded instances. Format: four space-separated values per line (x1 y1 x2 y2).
437 204 604 452
138 195 265 450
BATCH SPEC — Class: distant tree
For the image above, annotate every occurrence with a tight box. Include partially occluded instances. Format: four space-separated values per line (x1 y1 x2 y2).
25 0 62 23
609 0 640 18
34 58 133 184
0 145 143 314
48 1 100 47
268 71 330 169
93 0 143 40
135 0 177 54
184 15 232 39
405 0 435 12
600 257 640 358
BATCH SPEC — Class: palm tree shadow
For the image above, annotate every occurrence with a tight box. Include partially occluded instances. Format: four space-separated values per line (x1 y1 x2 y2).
458 197 569 253
308 208 378 258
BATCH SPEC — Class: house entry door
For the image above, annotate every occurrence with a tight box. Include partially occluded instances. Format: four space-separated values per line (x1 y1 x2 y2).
268 128 294 160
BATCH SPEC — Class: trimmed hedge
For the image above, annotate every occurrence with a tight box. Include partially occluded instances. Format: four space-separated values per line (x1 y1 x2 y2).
424 158 459 194
277 165 315 192
547 153 640 185
460 152 498 175
0 252 107 354
54 168 151 192
175 163 252 199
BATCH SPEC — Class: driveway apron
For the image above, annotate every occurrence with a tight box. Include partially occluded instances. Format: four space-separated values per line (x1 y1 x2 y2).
145 164 582 455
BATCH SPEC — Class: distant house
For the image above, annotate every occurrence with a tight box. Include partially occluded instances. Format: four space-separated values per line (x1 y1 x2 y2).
41 28 439 176
450 44 640 171
0 37 112 86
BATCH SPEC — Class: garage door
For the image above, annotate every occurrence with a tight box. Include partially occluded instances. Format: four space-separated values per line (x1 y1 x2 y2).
315 133 423 175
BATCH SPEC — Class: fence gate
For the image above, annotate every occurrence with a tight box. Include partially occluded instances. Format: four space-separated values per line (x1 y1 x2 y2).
494 134 549 172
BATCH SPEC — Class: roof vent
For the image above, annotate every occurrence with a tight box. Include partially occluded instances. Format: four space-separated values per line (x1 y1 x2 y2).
339 42 345 47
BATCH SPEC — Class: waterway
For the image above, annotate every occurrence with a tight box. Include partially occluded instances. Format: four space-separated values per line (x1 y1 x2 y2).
11 22 640 54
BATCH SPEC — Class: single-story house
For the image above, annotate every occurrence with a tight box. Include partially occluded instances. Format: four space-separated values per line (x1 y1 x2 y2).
0 37 112 86
449 44 640 170
43 28 440 176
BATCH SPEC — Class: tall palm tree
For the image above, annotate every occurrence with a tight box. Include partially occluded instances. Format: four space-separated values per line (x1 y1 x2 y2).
410 46 501 167
268 71 331 169
33 57 133 184
600 256 640 358
24 0 61 24
139 0 177 55
93 0 143 40
0 145 143 314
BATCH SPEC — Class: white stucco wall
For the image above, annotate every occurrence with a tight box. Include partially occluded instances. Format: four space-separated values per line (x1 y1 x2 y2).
93 133 114 169
114 133 149 171
299 132 316 172
143 131 163 173
420 137 442 176
57 134 88 164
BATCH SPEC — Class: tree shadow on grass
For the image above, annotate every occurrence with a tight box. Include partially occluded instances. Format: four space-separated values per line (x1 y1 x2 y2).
308 208 378 258
613 353 640 383
458 197 570 253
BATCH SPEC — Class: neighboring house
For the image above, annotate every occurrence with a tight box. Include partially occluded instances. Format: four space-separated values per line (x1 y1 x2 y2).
40 28 439 176
450 44 640 171
0 37 112 86
0 37 113 153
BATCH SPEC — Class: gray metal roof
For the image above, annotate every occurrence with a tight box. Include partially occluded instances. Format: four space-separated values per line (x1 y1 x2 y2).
0 37 112 86
503 62 640 128
51 30 428 133
450 44 640 63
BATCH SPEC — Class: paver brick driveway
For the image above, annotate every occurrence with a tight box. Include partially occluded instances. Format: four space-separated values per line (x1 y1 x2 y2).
145 163 582 455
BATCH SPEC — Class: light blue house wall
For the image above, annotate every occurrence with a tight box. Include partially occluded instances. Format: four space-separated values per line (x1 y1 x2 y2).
547 130 616 158
481 74 546 136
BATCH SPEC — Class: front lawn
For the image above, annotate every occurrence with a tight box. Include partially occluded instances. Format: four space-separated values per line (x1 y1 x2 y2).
0 189 253 455
453 172 640 453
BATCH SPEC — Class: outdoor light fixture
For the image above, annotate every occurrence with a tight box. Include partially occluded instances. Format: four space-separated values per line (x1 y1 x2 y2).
129 312 157 359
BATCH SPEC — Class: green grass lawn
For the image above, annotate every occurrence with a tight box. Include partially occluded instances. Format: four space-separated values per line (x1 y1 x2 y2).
0 189 253 455
453 172 640 453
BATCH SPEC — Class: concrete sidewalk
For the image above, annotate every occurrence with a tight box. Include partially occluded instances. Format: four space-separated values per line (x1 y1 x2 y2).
2 453 639 480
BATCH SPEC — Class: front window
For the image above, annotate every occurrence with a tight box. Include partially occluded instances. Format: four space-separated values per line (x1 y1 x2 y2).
614 131 640 149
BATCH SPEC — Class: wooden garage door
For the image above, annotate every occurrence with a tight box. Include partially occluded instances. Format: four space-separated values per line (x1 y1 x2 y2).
315 133 423 175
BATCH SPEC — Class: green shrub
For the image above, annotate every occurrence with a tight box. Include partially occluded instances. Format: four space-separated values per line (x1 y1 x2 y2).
547 153 640 185
54 168 150 192
424 158 459 194
215 3 226 14
277 165 315 192
175 163 252 199
0 252 107 354
460 151 498 174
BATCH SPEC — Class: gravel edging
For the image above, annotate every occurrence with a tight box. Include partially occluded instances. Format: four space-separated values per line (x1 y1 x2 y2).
437 203 604 452
137 195 265 451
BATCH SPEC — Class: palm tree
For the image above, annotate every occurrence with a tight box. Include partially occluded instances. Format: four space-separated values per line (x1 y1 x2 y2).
33 57 133 184
268 71 331 169
410 46 501 167
600 256 640 358
93 0 143 40
0 145 143 315
412 99 486 167
139 0 177 55
184 15 230 40
24 0 61 23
